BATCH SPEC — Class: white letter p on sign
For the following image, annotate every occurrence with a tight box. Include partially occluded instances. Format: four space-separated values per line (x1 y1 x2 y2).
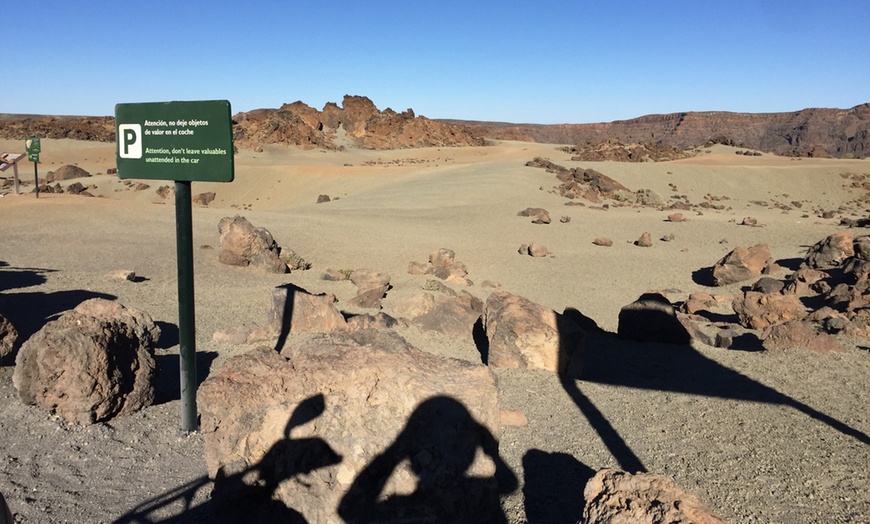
119 124 142 159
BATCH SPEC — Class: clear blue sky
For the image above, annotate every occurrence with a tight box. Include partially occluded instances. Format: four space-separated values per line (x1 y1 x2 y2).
2 0 867 124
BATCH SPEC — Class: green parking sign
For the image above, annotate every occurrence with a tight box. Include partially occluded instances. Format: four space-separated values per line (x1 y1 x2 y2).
25 136 40 155
115 100 234 182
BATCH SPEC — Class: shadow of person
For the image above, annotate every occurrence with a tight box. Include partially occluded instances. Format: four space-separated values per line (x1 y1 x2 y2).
338 396 518 524
522 449 594 524
212 394 342 524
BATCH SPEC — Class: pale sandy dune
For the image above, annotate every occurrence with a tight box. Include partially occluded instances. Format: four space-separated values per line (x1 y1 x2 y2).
0 138 869 523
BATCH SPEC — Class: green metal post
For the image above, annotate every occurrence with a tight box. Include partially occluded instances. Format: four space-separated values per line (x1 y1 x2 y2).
34 160 39 199
175 181 197 432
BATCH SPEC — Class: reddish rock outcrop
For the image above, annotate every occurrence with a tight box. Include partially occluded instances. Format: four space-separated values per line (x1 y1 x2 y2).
231 95 485 150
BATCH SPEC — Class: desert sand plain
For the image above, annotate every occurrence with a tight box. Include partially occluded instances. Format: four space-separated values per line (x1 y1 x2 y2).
0 136 869 523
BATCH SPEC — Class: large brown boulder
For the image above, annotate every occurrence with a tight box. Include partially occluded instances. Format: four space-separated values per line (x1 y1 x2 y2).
12 299 158 425
732 291 806 330
482 292 585 376
712 243 772 286
583 468 726 524
0 313 18 362
218 215 287 273
802 231 854 269
198 330 511 523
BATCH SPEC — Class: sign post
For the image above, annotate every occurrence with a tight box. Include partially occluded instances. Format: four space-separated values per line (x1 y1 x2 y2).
25 137 40 198
0 153 26 195
115 100 234 432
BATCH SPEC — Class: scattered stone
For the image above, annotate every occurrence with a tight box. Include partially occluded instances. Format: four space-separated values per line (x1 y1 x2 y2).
0 313 19 362
347 286 389 309
193 192 216 206
198 330 505 524
412 291 483 338
106 269 137 281
268 284 347 338
762 320 845 353
740 216 758 226
481 280 501 289
617 293 690 344
316 194 331 203
321 268 351 281
46 164 91 182
666 212 686 222
499 409 528 427
582 468 726 524
782 268 828 296
592 237 613 247
345 312 404 330
802 231 854 269
529 243 549 257
218 215 288 273
559 215 571 223
752 277 785 295
660 233 675 242
634 232 652 247
391 292 437 319
711 243 772 286
517 207 550 224
350 268 391 293
680 292 718 315
12 299 158 425
408 249 471 285
732 291 806 330
482 291 584 376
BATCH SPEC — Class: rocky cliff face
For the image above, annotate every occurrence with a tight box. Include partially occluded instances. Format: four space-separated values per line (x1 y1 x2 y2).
0 97 484 151
0 116 115 142
449 103 870 158
231 95 485 150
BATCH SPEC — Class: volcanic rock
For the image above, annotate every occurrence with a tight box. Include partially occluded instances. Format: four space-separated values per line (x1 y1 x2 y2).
218 215 288 273
762 320 845 353
197 330 508 523
0 313 19 362
45 165 91 182
268 284 347 338
582 468 726 524
412 291 483 338
732 291 806 330
634 232 653 247
481 291 584 376
12 299 158 425
711 243 772 286
802 231 854 269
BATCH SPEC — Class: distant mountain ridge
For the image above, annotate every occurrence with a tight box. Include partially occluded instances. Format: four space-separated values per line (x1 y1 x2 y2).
442 103 870 158
1 102 867 157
